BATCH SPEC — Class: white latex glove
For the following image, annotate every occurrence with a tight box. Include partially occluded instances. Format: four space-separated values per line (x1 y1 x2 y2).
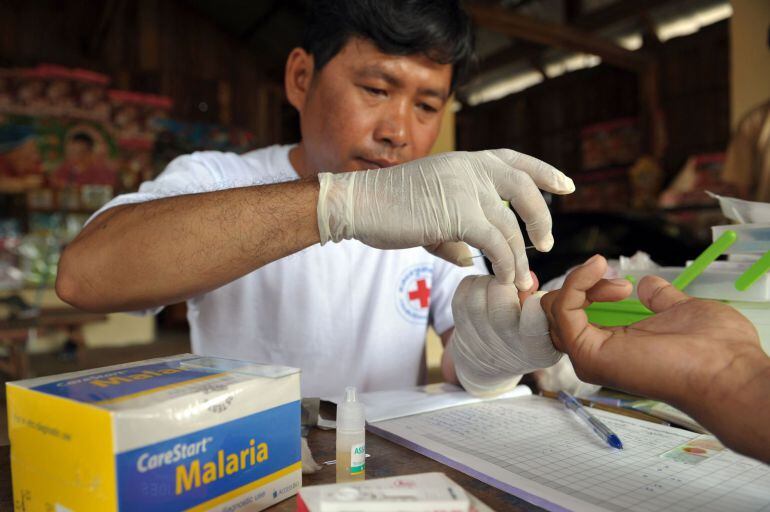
449 275 563 397
531 261 606 398
317 150 574 288
534 357 601 398
301 437 322 474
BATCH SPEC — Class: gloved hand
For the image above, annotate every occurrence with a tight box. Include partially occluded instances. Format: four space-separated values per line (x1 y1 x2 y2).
316 150 574 288
449 274 563 397
534 356 602 398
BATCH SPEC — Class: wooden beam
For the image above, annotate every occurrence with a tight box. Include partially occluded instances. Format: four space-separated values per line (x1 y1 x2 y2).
478 0 681 74
476 41 544 76
639 61 665 158
574 0 674 31
469 3 650 71
473 0 677 75
467 2 665 158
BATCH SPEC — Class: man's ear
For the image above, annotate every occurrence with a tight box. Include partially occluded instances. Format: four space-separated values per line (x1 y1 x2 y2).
285 47 315 114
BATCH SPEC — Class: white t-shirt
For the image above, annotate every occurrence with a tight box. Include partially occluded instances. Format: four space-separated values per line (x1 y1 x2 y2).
91 144 488 397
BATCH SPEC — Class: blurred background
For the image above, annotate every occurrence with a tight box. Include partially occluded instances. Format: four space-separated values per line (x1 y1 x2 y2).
0 0 768 441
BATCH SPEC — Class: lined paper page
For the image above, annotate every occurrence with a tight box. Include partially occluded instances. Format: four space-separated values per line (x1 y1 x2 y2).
370 396 770 512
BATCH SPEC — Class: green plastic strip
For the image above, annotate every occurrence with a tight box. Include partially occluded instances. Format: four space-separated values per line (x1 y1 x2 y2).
671 230 737 291
586 299 652 327
735 250 770 292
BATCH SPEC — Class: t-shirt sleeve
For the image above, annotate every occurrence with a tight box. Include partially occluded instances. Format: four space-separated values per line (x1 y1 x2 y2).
85 152 244 226
429 249 489 335
81 152 261 316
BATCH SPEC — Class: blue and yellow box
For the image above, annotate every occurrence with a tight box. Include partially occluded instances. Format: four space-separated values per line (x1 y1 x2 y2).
7 354 301 511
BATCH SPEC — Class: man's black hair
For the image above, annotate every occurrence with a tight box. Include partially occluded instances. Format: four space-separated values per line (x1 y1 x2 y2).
301 0 476 91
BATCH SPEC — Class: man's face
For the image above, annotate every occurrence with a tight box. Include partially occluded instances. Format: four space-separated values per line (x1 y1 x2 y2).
292 37 452 174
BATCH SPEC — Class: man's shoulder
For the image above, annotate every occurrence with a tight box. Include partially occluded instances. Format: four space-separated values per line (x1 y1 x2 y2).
163 144 297 186
179 145 291 172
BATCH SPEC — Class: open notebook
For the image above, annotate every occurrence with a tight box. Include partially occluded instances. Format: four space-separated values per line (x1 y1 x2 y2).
362 393 770 512
323 382 531 423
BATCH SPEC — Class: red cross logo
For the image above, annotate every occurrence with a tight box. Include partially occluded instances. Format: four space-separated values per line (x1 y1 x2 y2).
408 279 431 309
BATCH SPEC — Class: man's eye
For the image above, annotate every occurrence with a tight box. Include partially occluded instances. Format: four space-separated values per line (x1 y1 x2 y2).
418 103 438 113
362 86 386 97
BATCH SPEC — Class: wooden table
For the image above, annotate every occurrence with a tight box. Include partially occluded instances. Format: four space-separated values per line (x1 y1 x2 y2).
0 308 107 379
0 426 543 511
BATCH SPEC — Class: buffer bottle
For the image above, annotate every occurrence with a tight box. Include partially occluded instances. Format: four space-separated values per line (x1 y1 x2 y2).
336 386 366 482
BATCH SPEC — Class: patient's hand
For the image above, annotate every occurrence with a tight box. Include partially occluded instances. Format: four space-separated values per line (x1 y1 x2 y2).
540 254 770 462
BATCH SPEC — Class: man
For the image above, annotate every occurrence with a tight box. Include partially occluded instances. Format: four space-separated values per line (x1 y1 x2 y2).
541 255 770 462
56 0 575 397
722 99 770 202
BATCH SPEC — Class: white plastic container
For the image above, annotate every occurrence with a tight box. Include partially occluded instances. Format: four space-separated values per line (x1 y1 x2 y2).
336 386 366 483
625 267 770 302
712 224 770 254
299 472 471 512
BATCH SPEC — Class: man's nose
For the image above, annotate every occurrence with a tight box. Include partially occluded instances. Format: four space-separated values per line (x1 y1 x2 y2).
373 100 410 148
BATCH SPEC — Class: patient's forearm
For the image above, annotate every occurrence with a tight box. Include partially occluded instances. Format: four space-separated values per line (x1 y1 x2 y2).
683 351 770 462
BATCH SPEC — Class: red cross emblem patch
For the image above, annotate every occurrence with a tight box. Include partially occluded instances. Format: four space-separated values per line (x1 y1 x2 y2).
396 264 433 323
408 279 431 309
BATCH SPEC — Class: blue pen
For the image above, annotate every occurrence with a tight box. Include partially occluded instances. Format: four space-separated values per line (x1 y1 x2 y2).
558 391 624 450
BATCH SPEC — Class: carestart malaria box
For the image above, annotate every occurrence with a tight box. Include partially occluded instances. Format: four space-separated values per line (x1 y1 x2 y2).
7 354 302 511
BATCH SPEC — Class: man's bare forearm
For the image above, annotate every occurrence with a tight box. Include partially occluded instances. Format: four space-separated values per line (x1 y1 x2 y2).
56 179 321 312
